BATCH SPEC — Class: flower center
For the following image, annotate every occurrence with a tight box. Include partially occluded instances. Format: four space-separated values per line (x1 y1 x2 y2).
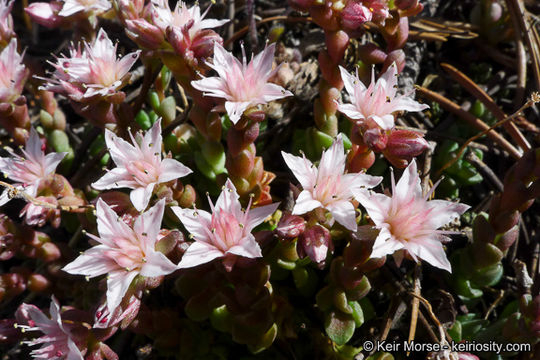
125 160 160 186
210 211 245 251
314 174 343 206
91 58 119 87
386 202 426 242
105 236 146 270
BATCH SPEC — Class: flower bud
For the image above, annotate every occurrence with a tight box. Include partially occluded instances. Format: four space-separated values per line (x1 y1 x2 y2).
25 2 64 28
341 1 372 29
37 241 61 262
363 127 388 152
27 274 50 293
382 129 429 168
125 19 164 50
190 29 223 60
276 213 306 239
298 224 332 264
21 197 62 228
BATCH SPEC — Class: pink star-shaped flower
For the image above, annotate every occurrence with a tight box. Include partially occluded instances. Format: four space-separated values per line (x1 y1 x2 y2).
17 296 83 360
282 135 382 231
62 199 178 314
353 159 470 272
337 63 429 130
92 120 192 212
172 179 279 270
149 0 228 38
0 127 65 206
0 38 28 103
191 42 293 124
40 28 140 102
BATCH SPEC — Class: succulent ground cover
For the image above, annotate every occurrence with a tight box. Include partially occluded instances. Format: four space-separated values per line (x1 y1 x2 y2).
0 0 539 359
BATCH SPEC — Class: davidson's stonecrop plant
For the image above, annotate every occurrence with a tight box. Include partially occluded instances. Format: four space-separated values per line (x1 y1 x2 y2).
0 0 539 359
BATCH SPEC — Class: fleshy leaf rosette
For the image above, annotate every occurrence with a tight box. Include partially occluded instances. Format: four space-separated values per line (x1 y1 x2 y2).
0 127 66 206
92 119 192 212
62 199 178 314
353 159 470 272
191 42 293 124
172 179 279 271
282 134 382 231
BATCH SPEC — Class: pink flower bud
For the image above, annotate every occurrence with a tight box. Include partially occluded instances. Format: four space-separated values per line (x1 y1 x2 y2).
25 2 64 28
276 212 306 239
20 197 61 228
298 225 332 264
382 129 429 168
488 2 503 23
117 0 145 20
190 29 223 60
125 19 164 49
27 274 50 293
341 1 372 29
363 127 388 152
38 242 61 262
94 294 141 329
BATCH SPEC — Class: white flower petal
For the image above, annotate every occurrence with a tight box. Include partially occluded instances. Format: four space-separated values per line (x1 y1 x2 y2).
227 236 262 259
292 190 322 215
158 158 192 183
62 245 118 277
140 250 178 277
171 206 212 244
281 151 316 189
326 200 357 231
92 167 137 190
106 270 138 315
177 242 224 268
130 183 155 212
